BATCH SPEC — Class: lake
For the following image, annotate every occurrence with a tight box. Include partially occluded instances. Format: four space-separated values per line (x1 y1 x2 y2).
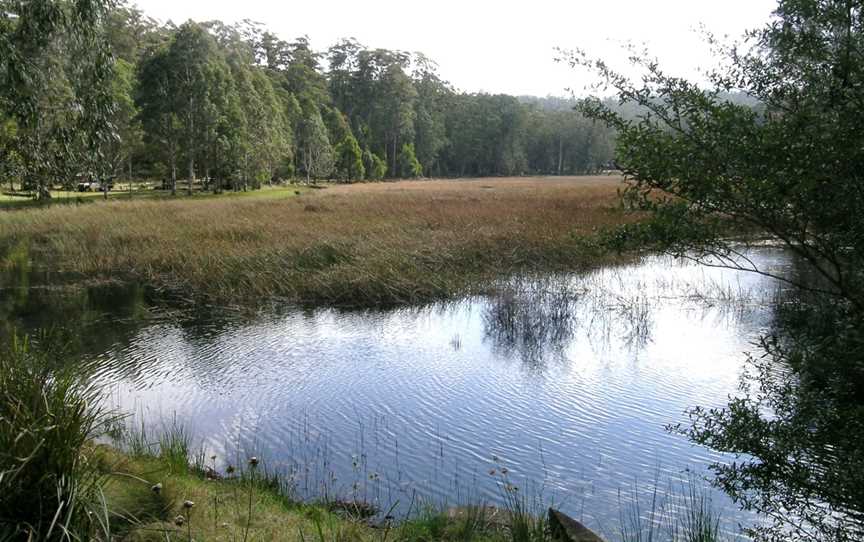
0 247 795 538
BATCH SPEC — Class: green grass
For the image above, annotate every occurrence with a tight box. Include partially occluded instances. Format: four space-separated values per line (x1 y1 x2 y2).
614 476 724 542
98 446 528 542
0 183 308 210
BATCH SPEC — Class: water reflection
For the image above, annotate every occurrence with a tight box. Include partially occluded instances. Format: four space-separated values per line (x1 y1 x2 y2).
0 274 151 360
483 279 578 368
1 248 798 536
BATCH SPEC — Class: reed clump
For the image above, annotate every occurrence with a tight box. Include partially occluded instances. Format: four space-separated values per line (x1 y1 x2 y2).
0 177 636 307
0 334 114 540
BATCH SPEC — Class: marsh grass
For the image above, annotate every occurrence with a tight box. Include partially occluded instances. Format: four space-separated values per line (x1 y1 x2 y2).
615 475 726 542
674 482 721 542
0 177 634 307
483 278 579 363
0 333 115 540
500 489 548 542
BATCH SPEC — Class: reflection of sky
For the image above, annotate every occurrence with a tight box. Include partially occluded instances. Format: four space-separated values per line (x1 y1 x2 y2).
95 250 790 537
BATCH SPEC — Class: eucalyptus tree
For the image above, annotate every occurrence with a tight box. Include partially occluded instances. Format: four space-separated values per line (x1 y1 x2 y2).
0 0 116 199
334 132 364 182
325 106 363 181
398 143 422 178
283 36 330 107
168 22 231 195
412 53 450 176
278 89 303 178
362 148 386 180
136 46 182 193
377 59 418 176
328 38 363 118
105 58 143 181
333 47 419 176
297 99 333 182
523 108 613 175
137 22 235 195
0 115 20 190
104 4 165 64
248 68 292 185
441 94 527 177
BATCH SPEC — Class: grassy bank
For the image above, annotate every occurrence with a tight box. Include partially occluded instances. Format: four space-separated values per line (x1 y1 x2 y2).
0 176 636 307
95 443 552 542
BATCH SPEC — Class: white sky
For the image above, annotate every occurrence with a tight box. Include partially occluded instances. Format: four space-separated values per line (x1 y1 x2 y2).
132 0 778 97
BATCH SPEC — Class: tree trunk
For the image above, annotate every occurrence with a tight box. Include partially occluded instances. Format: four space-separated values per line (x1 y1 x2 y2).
171 158 177 196
558 137 564 175
187 154 194 196
187 96 194 196
243 153 249 192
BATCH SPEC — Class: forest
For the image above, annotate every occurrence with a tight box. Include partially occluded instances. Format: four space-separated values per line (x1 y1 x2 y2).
0 2 615 198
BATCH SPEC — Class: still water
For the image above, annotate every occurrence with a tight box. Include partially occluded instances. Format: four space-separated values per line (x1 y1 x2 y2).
2 248 795 537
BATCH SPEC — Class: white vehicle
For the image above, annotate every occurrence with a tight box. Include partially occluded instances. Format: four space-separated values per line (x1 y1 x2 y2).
76 177 113 192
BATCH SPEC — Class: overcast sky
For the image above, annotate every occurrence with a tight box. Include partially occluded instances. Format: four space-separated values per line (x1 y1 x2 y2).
132 0 778 97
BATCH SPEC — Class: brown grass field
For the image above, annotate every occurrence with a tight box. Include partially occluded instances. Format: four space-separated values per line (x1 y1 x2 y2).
0 176 636 306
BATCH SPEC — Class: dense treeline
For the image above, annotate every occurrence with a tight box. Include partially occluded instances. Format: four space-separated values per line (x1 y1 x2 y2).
0 3 615 197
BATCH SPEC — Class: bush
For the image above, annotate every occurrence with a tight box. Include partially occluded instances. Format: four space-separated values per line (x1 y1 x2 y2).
0 334 112 540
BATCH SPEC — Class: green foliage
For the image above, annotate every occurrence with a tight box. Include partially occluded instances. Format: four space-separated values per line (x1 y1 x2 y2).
571 0 864 539
0 117 22 189
334 132 365 182
297 102 334 181
363 149 387 180
523 105 613 175
0 0 117 198
136 42 182 192
441 94 529 177
3 5 618 192
399 142 423 178
0 333 112 539
106 58 143 178
677 316 864 542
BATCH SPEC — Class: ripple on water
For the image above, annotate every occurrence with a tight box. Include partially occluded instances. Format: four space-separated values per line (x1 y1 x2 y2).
88 249 793 534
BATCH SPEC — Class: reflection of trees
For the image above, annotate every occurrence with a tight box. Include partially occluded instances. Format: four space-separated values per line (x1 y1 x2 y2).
0 252 151 367
676 292 864 540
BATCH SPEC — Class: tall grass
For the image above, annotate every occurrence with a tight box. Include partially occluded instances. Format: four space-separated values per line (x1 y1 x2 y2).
0 176 635 307
0 333 113 540
672 480 721 542
616 475 725 542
